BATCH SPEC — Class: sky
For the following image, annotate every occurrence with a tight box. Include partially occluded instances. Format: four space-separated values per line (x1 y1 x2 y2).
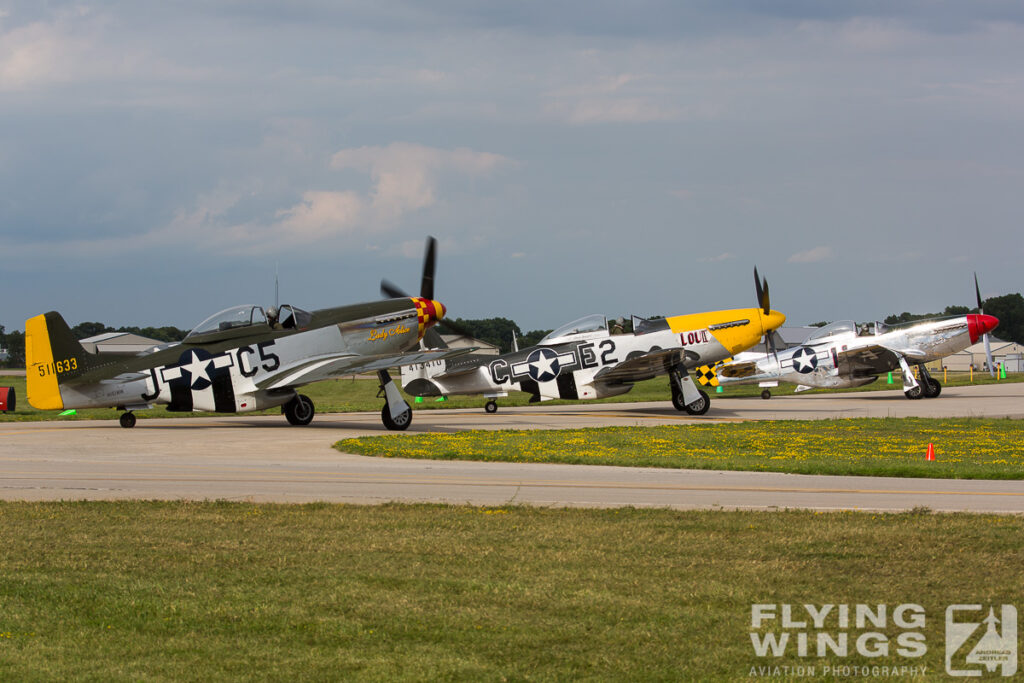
2 1 1023 334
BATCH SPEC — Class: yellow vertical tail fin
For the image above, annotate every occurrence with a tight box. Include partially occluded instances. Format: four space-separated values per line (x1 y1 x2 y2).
25 313 76 410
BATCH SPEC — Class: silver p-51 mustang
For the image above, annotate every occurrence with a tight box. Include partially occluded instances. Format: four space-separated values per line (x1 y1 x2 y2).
715 303 998 400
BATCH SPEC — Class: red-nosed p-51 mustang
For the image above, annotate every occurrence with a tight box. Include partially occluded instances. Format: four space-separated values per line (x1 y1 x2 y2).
25 238 466 430
713 275 999 399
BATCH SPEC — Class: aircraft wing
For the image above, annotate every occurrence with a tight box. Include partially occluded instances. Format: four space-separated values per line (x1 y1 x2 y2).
420 354 491 379
257 347 477 390
833 344 907 376
592 348 688 384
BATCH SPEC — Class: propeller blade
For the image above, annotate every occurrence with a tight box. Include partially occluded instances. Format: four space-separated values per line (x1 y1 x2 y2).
437 316 474 339
984 333 996 378
754 267 771 316
380 279 410 300
974 273 996 378
421 236 437 301
754 267 764 311
421 328 448 350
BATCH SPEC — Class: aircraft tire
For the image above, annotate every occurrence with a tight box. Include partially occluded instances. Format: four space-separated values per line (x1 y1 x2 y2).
119 412 137 429
671 388 687 412
761 389 772 400
485 400 498 414
904 385 924 400
285 394 315 426
924 378 941 398
381 404 412 431
684 390 711 416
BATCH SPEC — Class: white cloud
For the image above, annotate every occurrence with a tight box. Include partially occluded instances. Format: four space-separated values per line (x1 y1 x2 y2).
274 190 365 240
546 98 680 124
788 246 834 264
0 141 512 259
330 142 510 224
700 252 735 263
0 19 76 90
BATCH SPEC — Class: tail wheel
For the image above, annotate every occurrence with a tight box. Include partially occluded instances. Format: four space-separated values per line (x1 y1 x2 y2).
381 405 412 431
485 400 498 414
923 378 941 398
284 394 315 426
761 389 772 400
119 412 137 429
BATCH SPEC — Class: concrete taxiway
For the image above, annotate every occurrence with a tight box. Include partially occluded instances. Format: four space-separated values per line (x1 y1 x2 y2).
1 383 1021 512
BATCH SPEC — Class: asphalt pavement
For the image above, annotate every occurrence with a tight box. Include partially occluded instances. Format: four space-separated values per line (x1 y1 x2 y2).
1 382 1021 512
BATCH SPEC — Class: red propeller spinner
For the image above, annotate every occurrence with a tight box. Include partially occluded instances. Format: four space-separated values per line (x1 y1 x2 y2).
967 314 999 344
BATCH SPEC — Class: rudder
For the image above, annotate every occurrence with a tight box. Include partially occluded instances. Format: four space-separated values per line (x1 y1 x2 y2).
25 311 94 410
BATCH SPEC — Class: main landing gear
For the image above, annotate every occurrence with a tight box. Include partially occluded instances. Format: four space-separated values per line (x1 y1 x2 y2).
904 364 942 400
669 367 710 415
284 394 315 425
378 369 412 431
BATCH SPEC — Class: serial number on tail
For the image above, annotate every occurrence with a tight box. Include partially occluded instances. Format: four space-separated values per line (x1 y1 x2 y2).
37 357 79 377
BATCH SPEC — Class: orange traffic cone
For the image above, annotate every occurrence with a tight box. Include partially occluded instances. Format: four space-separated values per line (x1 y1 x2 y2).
926 443 936 462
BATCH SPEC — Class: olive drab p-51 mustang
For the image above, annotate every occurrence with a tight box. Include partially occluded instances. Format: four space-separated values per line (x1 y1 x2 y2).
25 238 466 430
710 274 1000 399
399 269 786 415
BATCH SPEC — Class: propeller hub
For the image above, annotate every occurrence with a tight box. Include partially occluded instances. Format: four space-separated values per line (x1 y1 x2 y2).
967 314 999 344
762 310 787 334
412 297 447 340
431 300 447 321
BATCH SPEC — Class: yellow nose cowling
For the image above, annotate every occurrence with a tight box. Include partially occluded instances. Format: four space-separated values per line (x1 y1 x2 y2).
761 309 787 337
667 307 786 357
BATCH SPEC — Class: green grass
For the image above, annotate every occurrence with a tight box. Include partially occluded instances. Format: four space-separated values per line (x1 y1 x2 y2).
1 371 1020 423
337 417 1024 479
1 501 1022 681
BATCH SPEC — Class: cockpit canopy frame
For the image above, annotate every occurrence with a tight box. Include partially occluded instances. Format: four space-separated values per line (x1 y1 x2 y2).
540 314 608 345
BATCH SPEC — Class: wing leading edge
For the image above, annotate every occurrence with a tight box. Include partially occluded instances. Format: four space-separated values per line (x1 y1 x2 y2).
258 347 477 390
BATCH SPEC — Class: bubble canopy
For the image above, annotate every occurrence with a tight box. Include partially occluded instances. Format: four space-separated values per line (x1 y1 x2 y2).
804 320 856 342
540 314 608 344
185 305 267 340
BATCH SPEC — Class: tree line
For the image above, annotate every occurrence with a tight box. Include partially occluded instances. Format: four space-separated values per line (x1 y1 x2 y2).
0 322 188 367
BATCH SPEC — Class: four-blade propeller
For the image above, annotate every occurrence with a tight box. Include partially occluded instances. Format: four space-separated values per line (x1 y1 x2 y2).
754 267 780 360
380 236 472 342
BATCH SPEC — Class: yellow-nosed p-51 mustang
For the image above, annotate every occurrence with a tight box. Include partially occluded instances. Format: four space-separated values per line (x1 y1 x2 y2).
401 270 786 415
25 238 466 430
